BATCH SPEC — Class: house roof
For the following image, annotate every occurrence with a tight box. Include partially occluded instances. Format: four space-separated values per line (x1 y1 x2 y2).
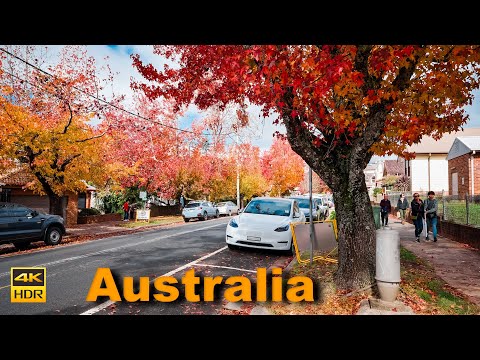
384 159 405 175
0 166 35 186
364 164 376 173
446 136 480 160
407 128 480 154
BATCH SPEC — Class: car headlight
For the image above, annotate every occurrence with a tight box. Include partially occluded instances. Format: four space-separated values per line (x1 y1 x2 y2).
274 224 290 232
229 218 239 228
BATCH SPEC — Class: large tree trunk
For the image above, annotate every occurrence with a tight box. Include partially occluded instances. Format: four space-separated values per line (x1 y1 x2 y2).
329 163 376 290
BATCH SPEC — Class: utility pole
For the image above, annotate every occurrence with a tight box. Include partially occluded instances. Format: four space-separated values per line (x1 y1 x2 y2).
309 166 314 265
236 132 240 209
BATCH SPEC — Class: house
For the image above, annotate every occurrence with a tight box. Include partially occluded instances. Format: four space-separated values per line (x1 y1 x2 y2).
364 163 377 196
383 159 405 177
446 136 480 197
0 166 95 226
404 128 480 193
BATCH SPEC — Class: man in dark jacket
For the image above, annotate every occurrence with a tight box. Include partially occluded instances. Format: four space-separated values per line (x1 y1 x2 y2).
411 193 425 242
424 191 438 242
380 194 392 226
397 194 409 225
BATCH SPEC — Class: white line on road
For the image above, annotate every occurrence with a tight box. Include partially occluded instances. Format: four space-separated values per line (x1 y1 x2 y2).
80 245 228 315
192 263 257 273
0 223 226 280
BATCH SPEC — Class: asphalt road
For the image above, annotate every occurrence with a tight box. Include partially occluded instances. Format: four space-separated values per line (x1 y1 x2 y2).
0 217 292 315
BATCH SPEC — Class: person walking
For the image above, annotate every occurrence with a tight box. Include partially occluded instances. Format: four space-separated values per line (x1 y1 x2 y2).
397 194 409 225
424 191 438 242
380 193 392 227
179 194 185 210
123 200 130 221
411 193 425 242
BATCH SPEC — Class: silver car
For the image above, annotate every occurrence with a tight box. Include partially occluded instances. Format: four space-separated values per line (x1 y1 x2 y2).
182 201 219 222
216 201 239 217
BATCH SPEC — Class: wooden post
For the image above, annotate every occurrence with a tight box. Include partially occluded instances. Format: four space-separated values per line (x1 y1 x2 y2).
465 192 470 226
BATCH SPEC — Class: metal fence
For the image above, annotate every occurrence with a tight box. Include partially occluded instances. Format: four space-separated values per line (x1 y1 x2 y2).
384 191 480 228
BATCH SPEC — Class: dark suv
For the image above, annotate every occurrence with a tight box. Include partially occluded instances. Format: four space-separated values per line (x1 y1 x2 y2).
0 202 66 250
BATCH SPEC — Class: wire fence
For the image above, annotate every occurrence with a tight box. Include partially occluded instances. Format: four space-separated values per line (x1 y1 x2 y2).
383 191 480 228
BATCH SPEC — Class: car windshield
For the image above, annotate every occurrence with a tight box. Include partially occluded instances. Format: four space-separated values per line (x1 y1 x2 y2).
217 202 226 206
243 199 291 217
185 202 201 208
293 199 311 208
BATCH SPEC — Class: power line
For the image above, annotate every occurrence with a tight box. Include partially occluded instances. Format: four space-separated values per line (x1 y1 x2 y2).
0 47 234 138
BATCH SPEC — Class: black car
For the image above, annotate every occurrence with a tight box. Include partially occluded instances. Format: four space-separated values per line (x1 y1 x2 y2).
0 202 66 250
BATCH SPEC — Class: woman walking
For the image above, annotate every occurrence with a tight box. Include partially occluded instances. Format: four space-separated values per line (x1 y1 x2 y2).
411 193 425 242
397 194 409 225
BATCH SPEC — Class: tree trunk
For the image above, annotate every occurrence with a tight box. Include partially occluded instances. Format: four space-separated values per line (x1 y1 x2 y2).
329 163 376 290
49 193 64 217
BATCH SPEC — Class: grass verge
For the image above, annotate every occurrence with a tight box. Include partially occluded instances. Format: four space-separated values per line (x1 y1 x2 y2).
119 216 184 228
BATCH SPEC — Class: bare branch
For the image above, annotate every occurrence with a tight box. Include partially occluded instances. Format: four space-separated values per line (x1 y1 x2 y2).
62 102 74 134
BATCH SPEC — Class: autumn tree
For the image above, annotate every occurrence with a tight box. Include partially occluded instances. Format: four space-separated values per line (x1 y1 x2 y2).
299 169 330 194
132 45 480 289
0 46 124 216
262 137 304 196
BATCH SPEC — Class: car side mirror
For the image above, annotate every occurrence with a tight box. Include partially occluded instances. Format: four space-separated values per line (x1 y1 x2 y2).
27 210 38 218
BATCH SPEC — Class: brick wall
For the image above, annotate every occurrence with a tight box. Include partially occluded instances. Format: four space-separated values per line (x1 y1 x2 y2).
474 154 480 195
448 153 470 197
77 213 121 224
437 220 480 250
66 192 78 227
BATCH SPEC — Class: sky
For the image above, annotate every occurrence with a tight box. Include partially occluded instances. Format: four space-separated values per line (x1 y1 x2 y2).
3 45 480 153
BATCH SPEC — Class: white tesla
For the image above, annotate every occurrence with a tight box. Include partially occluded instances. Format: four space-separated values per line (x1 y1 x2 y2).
225 197 305 254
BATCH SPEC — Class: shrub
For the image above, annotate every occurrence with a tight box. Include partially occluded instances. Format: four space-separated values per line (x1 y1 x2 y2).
78 208 102 217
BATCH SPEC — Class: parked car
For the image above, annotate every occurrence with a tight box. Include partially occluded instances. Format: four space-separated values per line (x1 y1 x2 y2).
225 197 305 254
182 201 219 222
216 201 239 217
0 202 66 250
289 196 328 221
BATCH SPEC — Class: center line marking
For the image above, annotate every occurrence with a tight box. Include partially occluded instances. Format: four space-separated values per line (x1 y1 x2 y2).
193 263 257 273
80 245 228 315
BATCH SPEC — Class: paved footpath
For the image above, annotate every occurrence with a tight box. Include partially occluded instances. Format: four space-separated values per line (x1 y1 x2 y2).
388 216 480 306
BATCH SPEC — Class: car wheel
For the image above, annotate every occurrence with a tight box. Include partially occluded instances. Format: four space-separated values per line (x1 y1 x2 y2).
202 212 208 221
228 244 239 250
286 239 295 256
216 210 220 218
184 218 190 223
13 241 31 251
45 226 63 246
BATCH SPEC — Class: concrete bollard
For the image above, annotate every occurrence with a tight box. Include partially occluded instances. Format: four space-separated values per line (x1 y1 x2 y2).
375 228 401 303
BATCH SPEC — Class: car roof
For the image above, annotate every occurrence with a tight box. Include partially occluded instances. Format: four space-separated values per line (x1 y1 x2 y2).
251 197 293 203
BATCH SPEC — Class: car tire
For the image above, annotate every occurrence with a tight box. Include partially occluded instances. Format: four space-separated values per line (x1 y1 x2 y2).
45 226 63 246
216 210 220 218
228 244 239 250
184 218 190 222
13 241 31 251
202 212 208 221
286 239 295 256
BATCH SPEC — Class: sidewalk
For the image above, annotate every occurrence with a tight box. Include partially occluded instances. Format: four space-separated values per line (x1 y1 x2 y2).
387 215 480 306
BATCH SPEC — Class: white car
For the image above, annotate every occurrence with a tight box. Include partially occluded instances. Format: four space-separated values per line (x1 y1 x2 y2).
182 201 219 222
216 201 239 216
225 197 305 254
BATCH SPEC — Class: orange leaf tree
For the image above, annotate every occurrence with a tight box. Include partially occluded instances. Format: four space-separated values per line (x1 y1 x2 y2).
0 46 124 215
132 45 480 289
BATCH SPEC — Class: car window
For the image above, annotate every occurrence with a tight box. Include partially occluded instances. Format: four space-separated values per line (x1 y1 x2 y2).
185 202 201 208
229 202 236 206
243 199 291 217
10 207 31 217
202 202 209 207
217 202 226 206
293 198 310 208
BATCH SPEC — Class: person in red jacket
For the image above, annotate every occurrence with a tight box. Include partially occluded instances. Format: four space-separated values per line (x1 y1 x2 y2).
379 194 392 227
123 201 130 221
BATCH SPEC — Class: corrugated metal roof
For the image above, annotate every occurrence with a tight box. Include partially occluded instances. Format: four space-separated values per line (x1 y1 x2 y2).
457 136 480 151
407 128 480 154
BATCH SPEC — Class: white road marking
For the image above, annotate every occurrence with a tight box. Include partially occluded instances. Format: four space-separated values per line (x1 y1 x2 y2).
80 245 228 315
192 263 257 274
0 223 226 280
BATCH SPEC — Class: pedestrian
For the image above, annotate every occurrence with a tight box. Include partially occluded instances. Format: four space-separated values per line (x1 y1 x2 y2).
411 193 425 242
380 193 392 227
179 194 185 210
123 200 129 221
397 194 409 225
424 191 438 242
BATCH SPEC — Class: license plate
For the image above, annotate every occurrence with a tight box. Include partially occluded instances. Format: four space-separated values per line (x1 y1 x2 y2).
247 236 261 242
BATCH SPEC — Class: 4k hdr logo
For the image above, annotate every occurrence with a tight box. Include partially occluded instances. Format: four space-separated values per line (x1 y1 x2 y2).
11 267 46 303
